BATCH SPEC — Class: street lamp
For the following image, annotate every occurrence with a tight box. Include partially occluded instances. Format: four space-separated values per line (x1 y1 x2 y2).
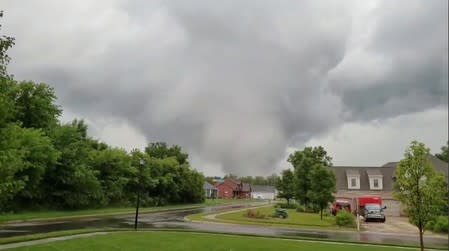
134 158 145 230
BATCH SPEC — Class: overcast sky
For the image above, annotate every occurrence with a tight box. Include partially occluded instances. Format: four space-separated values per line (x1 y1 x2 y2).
3 0 448 176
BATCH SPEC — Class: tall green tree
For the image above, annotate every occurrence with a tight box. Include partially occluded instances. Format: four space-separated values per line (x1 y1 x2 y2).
44 121 102 209
0 78 17 126
14 81 61 131
145 142 189 165
265 174 278 186
275 169 295 205
90 147 133 205
0 124 58 210
288 146 332 206
394 141 448 251
435 141 448 162
0 10 15 78
308 164 336 220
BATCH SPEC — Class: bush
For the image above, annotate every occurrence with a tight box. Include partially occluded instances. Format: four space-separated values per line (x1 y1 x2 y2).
296 205 306 212
247 209 256 217
433 216 448 233
247 209 266 219
335 210 355 227
426 218 436 230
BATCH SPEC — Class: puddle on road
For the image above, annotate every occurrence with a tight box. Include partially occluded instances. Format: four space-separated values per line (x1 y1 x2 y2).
0 204 249 238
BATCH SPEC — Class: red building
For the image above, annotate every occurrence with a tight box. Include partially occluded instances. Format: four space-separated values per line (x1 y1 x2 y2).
215 179 251 199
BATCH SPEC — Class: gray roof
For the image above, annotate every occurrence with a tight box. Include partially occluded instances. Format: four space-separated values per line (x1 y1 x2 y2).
333 166 395 191
251 185 275 193
382 162 398 167
203 181 217 190
428 154 448 176
333 154 448 191
345 169 360 176
366 169 382 176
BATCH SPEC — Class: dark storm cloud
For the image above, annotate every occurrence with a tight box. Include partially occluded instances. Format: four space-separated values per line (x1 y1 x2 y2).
2 0 447 175
327 0 448 120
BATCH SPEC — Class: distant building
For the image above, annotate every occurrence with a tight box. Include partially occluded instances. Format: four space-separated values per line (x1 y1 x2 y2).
203 181 218 199
332 155 448 216
215 179 251 199
250 185 277 200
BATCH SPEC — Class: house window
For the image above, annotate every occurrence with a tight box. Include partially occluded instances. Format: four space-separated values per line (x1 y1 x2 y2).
347 176 360 189
368 176 383 190
351 178 356 187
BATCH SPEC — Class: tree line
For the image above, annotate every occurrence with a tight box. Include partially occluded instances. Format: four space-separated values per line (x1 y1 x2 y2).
275 146 336 220
0 13 204 212
205 174 279 186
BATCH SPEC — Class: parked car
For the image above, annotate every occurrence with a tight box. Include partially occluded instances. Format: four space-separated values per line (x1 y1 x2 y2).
330 199 351 216
356 196 386 222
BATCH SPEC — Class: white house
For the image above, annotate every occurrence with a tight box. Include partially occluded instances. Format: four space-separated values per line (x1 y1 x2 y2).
251 185 277 200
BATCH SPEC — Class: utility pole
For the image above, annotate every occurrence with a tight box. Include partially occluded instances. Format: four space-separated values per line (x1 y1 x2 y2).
134 158 145 230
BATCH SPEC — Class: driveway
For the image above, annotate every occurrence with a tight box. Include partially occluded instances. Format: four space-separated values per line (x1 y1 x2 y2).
362 216 425 235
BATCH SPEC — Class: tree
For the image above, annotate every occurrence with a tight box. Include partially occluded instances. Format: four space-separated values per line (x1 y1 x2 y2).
0 124 59 211
275 169 295 205
0 78 17 127
266 174 278 186
90 147 133 205
0 11 15 78
143 143 204 205
145 142 189 165
288 146 332 206
308 164 336 220
224 173 238 180
394 141 448 251
44 121 102 209
14 81 62 131
435 141 448 162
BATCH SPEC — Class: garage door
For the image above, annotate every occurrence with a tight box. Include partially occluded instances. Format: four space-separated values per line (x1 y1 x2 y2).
383 199 401 216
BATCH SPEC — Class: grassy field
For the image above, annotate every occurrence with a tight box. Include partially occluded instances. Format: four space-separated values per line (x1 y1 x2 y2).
213 206 342 228
0 229 108 245
8 231 414 251
0 199 244 223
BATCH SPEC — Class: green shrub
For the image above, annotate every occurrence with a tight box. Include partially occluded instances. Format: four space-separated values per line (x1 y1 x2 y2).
335 210 355 227
296 205 305 212
433 216 448 233
246 209 266 219
426 218 436 230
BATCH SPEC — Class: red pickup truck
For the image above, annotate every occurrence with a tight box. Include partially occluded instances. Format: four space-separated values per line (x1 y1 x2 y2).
330 199 351 216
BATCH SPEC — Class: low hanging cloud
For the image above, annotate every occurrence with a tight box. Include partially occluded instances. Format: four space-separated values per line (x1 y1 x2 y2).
3 0 447 175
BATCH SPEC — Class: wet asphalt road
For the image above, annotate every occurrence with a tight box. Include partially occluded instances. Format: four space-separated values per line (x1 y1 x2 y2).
0 203 447 248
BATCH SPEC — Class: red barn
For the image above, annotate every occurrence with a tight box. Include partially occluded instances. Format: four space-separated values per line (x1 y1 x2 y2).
215 179 251 199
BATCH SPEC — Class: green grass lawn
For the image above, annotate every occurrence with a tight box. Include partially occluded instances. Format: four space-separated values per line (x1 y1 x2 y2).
0 229 107 245
215 206 341 228
8 231 413 251
0 199 246 223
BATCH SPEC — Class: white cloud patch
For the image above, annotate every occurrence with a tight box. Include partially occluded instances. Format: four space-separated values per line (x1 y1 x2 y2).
303 107 448 166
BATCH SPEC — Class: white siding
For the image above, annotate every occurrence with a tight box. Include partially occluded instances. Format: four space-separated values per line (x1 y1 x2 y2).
383 199 401 216
251 192 275 200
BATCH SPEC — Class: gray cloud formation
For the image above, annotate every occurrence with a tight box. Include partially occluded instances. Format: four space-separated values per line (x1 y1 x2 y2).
3 0 447 175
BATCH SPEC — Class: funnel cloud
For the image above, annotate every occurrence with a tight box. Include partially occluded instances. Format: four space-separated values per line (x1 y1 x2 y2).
3 0 447 175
